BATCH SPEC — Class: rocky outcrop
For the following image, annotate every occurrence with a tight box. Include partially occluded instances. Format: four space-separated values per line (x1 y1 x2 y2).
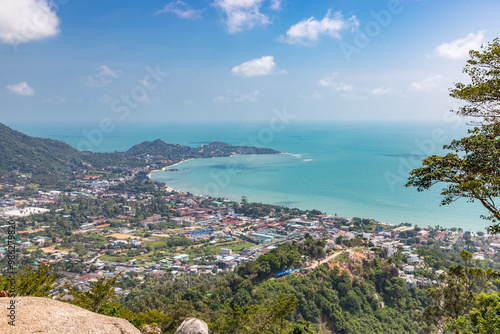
0 297 141 334
174 317 208 334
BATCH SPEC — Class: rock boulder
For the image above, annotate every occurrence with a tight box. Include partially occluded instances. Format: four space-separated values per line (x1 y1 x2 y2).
0 297 140 334
174 317 208 334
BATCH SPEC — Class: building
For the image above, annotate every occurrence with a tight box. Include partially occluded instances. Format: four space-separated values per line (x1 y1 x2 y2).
171 216 196 227
220 248 232 256
172 254 189 262
140 214 163 227
381 242 397 257
2 207 50 218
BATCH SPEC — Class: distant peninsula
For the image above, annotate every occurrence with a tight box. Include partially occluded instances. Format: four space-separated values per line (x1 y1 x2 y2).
0 122 280 186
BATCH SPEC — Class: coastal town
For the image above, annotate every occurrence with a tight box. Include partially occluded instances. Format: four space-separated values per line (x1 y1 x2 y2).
3 1 500 331
1 165 498 299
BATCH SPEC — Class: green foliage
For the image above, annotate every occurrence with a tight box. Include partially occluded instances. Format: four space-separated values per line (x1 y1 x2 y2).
235 201 320 219
422 250 499 332
407 123 500 234
447 292 500 333
97 301 174 332
122 253 428 334
63 275 120 313
407 38 500 234
127 140 279 159
0 123 82 180
236 238 326 279
288 320 316 334
416 246 457 271
464 292 500 333
449 38 500 121
0 264 57 297
211 292 298 334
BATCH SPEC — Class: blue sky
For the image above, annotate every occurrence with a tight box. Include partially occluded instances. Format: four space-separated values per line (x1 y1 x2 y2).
1 0 500 125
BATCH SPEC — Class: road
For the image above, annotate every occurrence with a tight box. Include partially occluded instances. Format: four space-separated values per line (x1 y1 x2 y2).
308 250 346 270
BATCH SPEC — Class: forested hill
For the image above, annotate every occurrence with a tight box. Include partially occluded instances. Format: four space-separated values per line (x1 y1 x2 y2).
0 122 84 177
127 139 279 158
0 123 279 181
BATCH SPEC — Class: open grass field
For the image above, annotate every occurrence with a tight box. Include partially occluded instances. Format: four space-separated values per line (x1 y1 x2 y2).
107 233 142 240
40 244 74 253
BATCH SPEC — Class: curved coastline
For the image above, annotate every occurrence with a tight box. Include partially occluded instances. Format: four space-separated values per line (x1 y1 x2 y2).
148 153 339 216
147 155 396 226
147 158 193 177
147 153 484 229
148 154 276 193
148 153 293 198
148 158 195 193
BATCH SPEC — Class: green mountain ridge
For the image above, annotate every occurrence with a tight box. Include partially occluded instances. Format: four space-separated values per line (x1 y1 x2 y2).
127 139 279 158
0 122 84 177
0 123 280 180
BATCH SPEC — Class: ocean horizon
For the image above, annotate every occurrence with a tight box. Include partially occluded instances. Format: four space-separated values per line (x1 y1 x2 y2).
9 120 489 232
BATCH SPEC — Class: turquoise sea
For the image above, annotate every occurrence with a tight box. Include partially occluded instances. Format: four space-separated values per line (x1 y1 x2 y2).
9 121 488 232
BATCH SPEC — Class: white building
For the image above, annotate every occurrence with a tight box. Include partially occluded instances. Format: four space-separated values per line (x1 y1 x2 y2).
173 254 189 262
2 207 50 218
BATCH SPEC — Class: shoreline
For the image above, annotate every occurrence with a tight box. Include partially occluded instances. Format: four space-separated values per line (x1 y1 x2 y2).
145 155 486 231
147 153 284 198
147 153 269 183
146 154 395 226
147 158 195 179
147 155 363 225
148 158 195 193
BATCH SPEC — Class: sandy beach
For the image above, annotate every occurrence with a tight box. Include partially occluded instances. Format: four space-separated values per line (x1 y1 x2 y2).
147 158 194 178
147 158 195 192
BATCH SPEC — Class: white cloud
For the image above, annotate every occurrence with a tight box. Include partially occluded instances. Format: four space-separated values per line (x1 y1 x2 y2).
299 91 323 100
318 73 397 98
44 97 82 103
368 86 393 96
0 0 60 44
435 31 485 59
231 56 277 77
318 73 353 92
235 90 259 102
214 96 231 104
213 0 278 33
85 65 122 87
270 0 281 10
155 1 202 18
98 94 115 104
214 90 260 103
409 75 443 92
6 82 34 96
282 9 359 45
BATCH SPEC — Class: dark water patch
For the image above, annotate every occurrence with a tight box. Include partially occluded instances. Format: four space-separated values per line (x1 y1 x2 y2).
153 176 179 182
384 153 427 159
276 201 299 206
208 164 256 171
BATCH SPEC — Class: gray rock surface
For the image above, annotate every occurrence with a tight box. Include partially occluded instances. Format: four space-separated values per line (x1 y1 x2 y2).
174 317 209 334
0 296 141 334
